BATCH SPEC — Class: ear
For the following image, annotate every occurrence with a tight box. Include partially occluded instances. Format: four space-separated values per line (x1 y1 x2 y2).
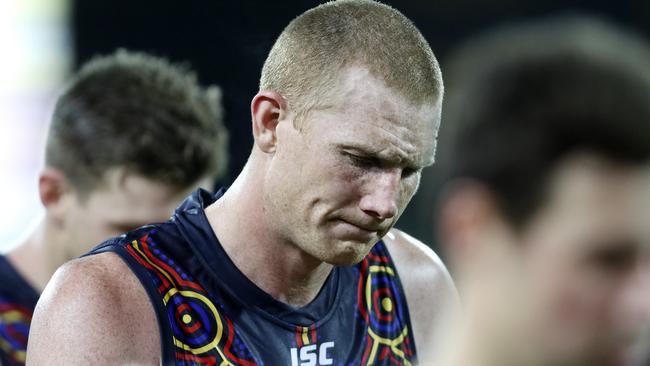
437 180 503 269
38 168 71 219
250 91 289 153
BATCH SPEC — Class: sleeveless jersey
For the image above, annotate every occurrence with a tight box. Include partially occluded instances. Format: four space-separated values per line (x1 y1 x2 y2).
87 188 417 365
0 255 39 366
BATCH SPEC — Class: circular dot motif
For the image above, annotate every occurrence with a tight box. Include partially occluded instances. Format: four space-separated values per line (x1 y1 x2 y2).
362 265 406 336
166 289 224 354
381 297 393 313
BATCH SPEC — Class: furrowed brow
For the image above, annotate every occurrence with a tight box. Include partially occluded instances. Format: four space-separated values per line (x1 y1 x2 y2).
338 143 429 169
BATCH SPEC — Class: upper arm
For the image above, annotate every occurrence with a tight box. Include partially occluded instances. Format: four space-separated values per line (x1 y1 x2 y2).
384 228 459 359
26 252 160 366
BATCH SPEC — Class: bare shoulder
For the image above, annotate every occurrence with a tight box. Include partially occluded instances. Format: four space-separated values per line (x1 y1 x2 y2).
383 228 458 354
383 228 454 291
27 252 160 366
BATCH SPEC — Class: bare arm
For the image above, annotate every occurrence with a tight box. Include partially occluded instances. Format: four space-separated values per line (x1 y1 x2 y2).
26 252 161 365
384 228 459 360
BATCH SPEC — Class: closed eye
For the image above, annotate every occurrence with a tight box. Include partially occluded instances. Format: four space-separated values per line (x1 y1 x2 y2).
346 153 381 168
346 151 421 180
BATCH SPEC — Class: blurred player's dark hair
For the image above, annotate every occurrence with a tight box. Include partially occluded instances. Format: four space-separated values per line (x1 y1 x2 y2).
45 49 228 196
438 16 650 227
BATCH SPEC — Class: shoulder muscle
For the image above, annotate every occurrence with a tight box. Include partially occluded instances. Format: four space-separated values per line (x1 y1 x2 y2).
383 228 459 357
26 252 160 365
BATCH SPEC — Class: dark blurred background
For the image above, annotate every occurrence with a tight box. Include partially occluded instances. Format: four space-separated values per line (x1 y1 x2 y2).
72 0 650 250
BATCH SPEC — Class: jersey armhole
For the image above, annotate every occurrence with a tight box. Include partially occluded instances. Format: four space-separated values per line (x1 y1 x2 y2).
90 245 177 366
375 240 419 363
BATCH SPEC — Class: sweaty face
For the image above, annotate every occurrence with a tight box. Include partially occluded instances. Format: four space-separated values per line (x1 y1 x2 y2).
263 66 440 266
504 156 650 366
61 168 201 257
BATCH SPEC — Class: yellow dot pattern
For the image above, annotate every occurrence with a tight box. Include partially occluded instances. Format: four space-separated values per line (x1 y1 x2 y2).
381 297 393 313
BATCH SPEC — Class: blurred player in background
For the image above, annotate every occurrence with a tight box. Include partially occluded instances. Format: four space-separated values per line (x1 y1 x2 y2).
27 1 457 365
0 50 228 366
427 16 650 366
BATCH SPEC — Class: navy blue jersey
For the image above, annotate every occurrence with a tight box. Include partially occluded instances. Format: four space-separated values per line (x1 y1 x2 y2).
0 255 39 366
88 189 417 365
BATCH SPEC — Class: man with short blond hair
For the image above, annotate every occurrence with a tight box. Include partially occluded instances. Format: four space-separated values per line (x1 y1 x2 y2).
28 1 456 365
260 0 442 123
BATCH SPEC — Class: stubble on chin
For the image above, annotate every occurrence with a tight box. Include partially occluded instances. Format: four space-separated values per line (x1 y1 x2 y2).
322 238 380 266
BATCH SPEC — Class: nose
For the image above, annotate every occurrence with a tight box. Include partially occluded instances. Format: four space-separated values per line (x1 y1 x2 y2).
359 169 400 220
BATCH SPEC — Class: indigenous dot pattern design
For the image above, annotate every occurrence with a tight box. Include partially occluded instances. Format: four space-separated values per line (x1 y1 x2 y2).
126 232 260 366
357 242 415 365
122 230 415 365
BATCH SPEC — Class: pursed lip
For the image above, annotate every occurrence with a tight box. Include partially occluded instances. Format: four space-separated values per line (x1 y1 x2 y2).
337 218 382 233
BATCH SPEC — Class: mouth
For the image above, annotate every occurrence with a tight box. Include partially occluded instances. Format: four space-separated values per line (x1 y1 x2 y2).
341 219 381 232
331 219 385 241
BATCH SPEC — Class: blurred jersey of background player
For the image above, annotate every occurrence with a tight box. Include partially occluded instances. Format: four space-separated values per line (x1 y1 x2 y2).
427 15 650 366
0 50 228 366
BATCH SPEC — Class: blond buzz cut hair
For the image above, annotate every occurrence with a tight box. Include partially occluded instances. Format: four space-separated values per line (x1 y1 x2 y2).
260 0 443 122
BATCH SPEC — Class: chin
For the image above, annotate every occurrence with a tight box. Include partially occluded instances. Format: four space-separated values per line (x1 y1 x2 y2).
322 240 376 266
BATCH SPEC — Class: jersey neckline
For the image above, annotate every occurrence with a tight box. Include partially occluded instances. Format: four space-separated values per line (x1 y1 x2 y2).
171 188 345 328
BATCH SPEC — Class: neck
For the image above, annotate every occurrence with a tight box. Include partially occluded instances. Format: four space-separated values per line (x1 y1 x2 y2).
6 217 70 293
206 160 333 308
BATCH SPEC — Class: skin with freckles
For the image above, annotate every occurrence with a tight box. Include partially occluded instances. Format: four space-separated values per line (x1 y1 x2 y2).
260 66 438 266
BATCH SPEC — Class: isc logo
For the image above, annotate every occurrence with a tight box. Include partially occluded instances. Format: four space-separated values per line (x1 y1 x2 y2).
290 341 335 366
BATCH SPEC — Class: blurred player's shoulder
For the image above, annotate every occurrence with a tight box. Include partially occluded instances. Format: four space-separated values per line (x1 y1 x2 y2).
27 247 160 364
383 228 458 351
